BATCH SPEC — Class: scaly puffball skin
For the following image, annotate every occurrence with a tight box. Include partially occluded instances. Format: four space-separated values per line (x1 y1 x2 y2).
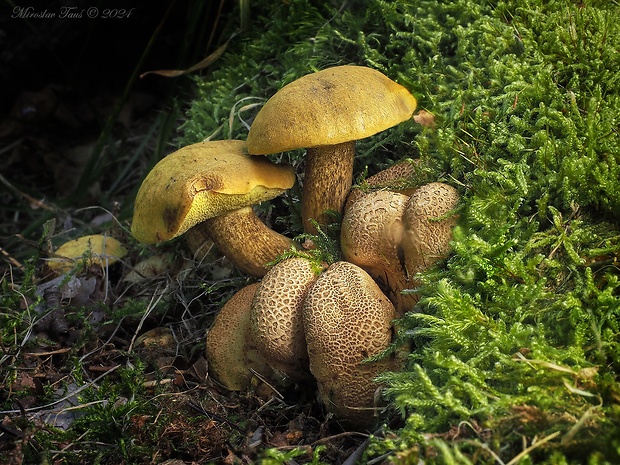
401 182 460 275
303 261 398 428
341 190 416 315
205 283 273 391
251 257 319 380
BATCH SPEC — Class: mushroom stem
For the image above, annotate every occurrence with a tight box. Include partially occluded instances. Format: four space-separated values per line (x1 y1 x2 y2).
204 206 295 277
301 141 355 234
184 225 215 262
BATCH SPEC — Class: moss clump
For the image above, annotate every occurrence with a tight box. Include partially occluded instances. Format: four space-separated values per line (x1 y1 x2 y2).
181 0 620 462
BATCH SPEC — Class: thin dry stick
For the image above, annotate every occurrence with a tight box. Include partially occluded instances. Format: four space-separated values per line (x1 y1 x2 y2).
127 283 166 354
506 431 561 465
342 437 371 465
0 172 56 212
0 246 24 270
274 431 370 451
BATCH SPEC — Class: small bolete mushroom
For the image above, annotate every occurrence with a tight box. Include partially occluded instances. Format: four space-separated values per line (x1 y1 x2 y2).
205 283 274 391
341 183 460 315
345 159 422 212
250 257 321 381
246 65 417 233
131 140 296 277
303 261 400 428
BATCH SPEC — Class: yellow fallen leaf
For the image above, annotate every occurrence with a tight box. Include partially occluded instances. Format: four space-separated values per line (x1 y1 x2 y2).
47 234 127 272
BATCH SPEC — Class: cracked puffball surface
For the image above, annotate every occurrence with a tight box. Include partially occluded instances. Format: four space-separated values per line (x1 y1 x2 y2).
251 257 320 381
342 182 460 315
401 182 460 276
205 283 274 391
341 189 416 315
303 261 399 428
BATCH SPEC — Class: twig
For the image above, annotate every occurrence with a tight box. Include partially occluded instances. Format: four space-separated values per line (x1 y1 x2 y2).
342 437 371 465
506 431 561 465
127 283 166 354
0 172 56 211
0 245 24 270
274 431 370 451
24 347 72 357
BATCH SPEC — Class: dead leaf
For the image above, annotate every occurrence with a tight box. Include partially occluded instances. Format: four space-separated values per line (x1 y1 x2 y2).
413 109 436 128
140 41 228 79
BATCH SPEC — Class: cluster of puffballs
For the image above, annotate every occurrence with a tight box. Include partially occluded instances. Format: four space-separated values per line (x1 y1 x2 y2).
130 66 460 429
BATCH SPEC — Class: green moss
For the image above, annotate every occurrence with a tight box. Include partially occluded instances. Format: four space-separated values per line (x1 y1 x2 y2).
181 0 620 462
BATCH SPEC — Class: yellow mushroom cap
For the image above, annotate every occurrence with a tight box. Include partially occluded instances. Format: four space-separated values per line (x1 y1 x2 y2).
246 65 417 154
205 283 274 391
131 140 296 244
48 234 127 272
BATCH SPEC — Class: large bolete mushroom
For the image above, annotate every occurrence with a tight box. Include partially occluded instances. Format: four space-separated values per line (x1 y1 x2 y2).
131 140 296 277
251 257 321 381
246 65 417 233
205 283 274 391
303 261 400 428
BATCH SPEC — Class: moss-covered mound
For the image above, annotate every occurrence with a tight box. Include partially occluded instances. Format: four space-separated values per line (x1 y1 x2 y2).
181 0 620 462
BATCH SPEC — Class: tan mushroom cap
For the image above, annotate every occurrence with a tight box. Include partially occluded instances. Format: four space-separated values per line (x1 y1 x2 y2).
131 140 296 244
303 261 399 428
246 65 417 154
251 257 320 380
401 182 460 276
205 283 274 391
